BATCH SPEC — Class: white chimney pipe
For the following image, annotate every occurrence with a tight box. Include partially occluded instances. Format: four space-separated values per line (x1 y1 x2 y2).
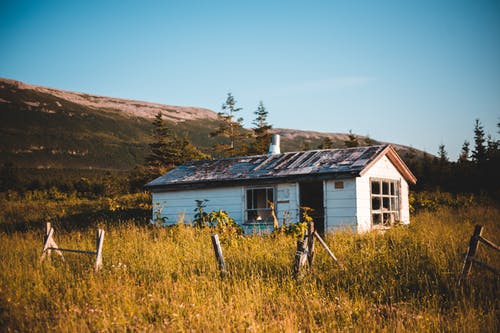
268 134 281 155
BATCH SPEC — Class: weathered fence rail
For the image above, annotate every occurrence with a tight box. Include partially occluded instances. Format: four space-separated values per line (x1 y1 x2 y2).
458 224 499 286
293 221 342 279
41 222 105 272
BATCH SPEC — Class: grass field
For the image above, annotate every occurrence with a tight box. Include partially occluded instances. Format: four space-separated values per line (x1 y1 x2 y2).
0 201 499 332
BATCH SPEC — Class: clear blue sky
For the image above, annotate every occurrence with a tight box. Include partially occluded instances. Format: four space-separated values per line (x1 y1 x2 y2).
1 0 499 160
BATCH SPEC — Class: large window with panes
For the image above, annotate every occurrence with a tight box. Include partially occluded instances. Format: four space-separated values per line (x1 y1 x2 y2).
245 187 274 224
370 178 400 226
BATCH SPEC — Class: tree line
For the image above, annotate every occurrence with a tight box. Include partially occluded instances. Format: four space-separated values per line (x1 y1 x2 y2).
406 119 499 199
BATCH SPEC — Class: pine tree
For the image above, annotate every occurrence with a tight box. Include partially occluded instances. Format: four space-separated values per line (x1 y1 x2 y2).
251 101 272 155
318 137 334 149
344 130 359 148
458 140 470 163
146 112 205 174
438 144 448 163
471 119 486 164
210 93 248 157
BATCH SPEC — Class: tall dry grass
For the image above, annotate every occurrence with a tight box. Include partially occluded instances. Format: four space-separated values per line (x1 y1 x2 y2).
0 203 498 332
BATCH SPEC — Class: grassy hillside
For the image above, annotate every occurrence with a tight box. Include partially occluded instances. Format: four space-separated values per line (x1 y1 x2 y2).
0 79 221 170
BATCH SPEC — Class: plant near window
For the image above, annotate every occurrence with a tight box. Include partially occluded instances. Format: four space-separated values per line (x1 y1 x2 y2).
273 207 312 239
193 199 209 228
207 210 243 235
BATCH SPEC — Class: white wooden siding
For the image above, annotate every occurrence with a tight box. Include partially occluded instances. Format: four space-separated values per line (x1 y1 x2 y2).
324 179 357 232
152 187 243 225
276 183 300 225
356 155 410 232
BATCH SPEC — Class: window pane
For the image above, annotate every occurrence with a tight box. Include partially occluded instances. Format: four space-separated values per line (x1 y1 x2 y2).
267 188 274 207
372 197 381 210
246 189 252 209
372 181 380 194
390 182 395 195
247 210 258 222
391 198 397 211
383 213 392 225
373 213 382 225
382 182 389 195
383 197 390 210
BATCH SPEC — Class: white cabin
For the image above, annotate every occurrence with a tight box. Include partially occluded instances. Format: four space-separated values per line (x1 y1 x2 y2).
145 143 416 234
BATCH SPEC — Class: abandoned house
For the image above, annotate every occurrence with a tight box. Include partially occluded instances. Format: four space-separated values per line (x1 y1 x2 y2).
145 135 417 234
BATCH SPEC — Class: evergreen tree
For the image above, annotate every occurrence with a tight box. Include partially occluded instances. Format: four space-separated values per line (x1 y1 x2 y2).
251 101 272 155
344 130 359 148
471 119 486 164
318 137 334 149
146 112 205 174
211 93 248 157
458 140 470 163
364 135 375 146
438 144 448 163
486 135 499 161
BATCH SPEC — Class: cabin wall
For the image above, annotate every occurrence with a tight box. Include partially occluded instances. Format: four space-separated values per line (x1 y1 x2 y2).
276 183 300 226
324 179 357 232
356 155 410 232
152 187 244 225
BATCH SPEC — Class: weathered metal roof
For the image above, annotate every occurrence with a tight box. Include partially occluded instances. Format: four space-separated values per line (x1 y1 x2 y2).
145 144 416 191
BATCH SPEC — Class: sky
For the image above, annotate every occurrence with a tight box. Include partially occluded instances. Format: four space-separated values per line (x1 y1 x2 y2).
1 0 499 160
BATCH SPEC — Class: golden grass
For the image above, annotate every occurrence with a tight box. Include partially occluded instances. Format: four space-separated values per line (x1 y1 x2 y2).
0 204 499 332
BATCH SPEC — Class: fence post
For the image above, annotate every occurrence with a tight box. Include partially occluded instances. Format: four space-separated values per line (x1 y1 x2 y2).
95 229 105 271
211 233 227 277
307 221 315 268
292 238 308 280
458 224 482 286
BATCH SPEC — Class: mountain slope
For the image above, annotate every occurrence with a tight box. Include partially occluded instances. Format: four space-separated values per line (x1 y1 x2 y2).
0 78 221 169
0 78 423 170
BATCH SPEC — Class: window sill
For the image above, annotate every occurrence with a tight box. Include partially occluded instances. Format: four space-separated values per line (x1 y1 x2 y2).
243 221 274 226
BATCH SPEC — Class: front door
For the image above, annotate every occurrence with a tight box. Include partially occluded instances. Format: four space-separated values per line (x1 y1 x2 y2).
299 181 325 233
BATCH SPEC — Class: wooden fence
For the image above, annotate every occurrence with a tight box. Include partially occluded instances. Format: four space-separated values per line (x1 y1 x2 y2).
458 224 499 286
293 221 342 279
41 222 105 272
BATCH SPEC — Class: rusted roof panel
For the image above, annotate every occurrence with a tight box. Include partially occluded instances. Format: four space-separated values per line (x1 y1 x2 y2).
146 145 393 190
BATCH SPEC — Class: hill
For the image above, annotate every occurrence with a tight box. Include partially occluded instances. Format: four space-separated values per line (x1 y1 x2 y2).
0 78 220 170
0 78 423 170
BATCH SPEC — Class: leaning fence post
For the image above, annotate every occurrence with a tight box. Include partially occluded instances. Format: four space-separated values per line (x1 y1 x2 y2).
313 231 343 269
41 222 64 261
211 233 227 277
95 229 105 271
307 221 315 268
458 224 482 286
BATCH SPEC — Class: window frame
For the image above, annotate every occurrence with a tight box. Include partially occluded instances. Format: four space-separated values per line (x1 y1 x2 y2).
370 178 400 227
245 186 276 225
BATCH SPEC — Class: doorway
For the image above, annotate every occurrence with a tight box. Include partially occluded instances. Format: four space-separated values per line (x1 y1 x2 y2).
299 181 325 233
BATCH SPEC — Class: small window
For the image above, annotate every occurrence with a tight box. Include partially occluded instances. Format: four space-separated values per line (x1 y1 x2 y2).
370 178 400 227
246 187 275 224
334 181 344 189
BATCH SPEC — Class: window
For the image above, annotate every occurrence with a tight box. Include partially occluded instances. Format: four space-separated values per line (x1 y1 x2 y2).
370 179 400 227
334 181 344 189
246 187 274 224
